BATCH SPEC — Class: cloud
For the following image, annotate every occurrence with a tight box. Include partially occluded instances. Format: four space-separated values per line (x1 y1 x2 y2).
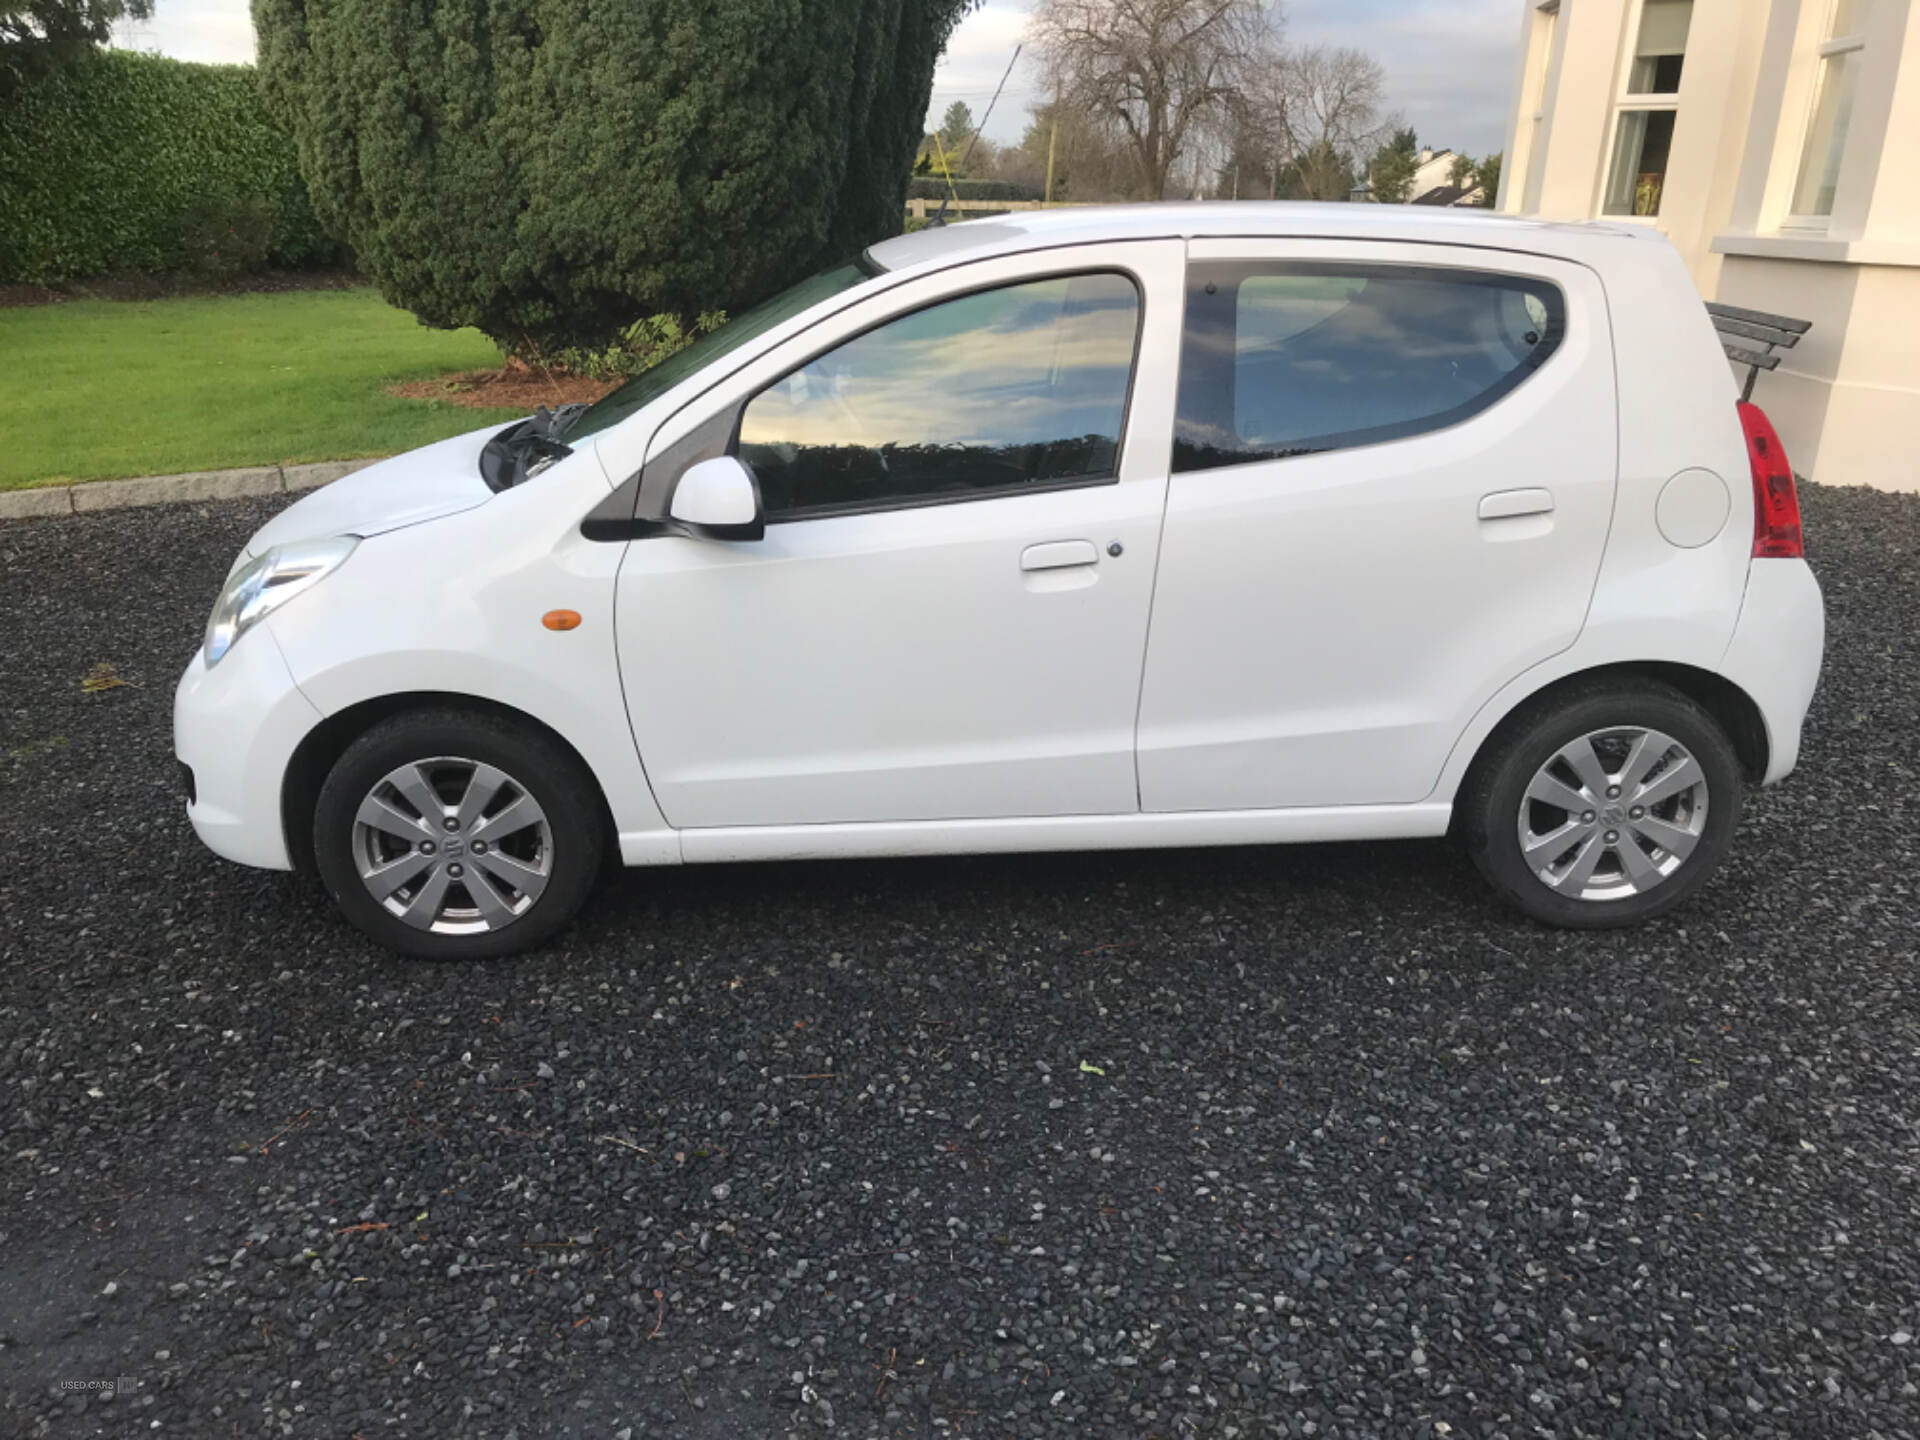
113 0 255 64
925 3 1044 145
1287 0 1518 156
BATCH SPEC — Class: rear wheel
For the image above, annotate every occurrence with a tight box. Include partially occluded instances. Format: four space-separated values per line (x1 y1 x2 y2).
1461 679 1744 928
313 709 604 958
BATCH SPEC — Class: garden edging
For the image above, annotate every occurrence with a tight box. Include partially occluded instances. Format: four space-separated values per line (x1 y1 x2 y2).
0 458 383 521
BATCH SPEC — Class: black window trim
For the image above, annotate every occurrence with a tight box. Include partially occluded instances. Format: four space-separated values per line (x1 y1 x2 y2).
733 264 1150 526
1172 258 1570 476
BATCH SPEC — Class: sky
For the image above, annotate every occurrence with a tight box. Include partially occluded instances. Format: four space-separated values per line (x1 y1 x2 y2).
115 0 1520 160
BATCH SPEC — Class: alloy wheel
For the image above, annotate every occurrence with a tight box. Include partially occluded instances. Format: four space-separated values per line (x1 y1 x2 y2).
1516 726 1710 902
350 756 553 933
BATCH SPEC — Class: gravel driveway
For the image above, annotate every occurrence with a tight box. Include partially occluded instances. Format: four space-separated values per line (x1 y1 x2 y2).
2 484 1917 1439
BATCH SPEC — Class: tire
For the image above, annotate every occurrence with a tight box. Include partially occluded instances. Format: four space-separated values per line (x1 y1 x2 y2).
312 708 606 959
1460 678 1744 929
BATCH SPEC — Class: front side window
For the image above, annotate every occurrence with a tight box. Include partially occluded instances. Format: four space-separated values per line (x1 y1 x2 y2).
1604 0 1693 216
566 263 873 443
738 273 1140 519
1173 262 1565 473
1790 0 1873 219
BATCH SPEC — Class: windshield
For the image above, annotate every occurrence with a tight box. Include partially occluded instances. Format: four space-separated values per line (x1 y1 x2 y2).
563 262 876 443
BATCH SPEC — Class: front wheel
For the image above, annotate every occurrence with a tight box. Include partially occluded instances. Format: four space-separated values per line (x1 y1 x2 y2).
1461 679 1744 929
313 708 605 959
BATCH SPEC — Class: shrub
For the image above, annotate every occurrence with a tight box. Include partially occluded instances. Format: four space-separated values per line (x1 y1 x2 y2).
0 50 336 284
906 176 1042 202
254 0 980 356
178 193 278 281
551 311 730 382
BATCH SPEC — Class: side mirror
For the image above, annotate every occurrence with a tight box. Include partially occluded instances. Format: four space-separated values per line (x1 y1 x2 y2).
667 456 764 541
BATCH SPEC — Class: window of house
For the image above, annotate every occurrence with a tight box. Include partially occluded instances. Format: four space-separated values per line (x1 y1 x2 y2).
1603 0 1694 217
1171 263 1566 473
1790 0 1873 220
738 273 1140 519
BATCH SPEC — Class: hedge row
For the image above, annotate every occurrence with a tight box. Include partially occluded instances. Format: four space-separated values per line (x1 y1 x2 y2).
906 176 1043 202
0 50 336 284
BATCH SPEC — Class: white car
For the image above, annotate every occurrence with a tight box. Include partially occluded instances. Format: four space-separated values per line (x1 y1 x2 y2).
175 203 1824 958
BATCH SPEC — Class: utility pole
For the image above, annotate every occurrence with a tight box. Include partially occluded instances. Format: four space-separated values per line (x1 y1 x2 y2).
1043 79 1061 205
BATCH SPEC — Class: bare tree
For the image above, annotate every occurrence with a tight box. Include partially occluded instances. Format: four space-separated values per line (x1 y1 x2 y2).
1253 44 1390 200
1030 0 1283 201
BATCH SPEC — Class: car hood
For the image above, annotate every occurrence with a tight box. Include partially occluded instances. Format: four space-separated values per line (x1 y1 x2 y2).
243 423 507 556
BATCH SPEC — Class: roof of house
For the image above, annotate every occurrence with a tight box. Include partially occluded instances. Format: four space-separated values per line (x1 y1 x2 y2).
1411 184 1479 207
866 200 1647 274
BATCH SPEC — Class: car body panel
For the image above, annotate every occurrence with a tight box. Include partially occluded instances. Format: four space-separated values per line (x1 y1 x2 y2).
174 625 322 870
1135 239 1619 811
171 204 1825 887
259 446 678 861
1719 558 1825 784
612 241 1186 829
242 424 517 555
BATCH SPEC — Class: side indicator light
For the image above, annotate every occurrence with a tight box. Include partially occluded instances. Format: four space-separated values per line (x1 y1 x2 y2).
542 610 582 631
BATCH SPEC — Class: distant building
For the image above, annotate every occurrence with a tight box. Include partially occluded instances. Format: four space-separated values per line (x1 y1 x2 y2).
1355 147 1486 206
1497 0 1920 491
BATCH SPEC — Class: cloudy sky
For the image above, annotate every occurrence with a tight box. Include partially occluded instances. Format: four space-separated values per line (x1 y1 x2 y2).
116 0 1520 158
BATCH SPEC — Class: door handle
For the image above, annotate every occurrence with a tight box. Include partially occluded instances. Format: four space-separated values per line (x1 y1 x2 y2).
1479 488 1555 521
1021 540 1099 572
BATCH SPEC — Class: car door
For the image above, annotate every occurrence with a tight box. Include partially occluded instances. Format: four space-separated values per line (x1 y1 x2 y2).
614 241 1183 830
1136 238 1618 811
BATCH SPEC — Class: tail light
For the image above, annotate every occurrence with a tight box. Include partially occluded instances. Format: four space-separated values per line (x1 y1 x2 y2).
1738 401 1803 559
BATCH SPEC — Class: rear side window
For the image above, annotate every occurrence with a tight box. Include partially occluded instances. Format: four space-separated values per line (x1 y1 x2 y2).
1174 262 1566 473
739 272 1140 519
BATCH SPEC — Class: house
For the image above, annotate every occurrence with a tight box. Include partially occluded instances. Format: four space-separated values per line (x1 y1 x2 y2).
1497 0 1920 492
1354 147 1486 205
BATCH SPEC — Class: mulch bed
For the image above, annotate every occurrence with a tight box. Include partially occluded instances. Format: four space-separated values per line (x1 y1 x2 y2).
390 366 620 411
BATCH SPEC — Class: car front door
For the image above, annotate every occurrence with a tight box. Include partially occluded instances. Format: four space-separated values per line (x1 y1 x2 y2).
614 241 1183 830
1136 238 1619 811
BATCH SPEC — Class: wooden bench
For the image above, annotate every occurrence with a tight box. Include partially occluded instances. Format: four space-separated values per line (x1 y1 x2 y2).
1706 302 1811 402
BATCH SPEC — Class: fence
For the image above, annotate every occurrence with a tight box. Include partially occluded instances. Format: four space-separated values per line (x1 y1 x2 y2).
905 198 1096 221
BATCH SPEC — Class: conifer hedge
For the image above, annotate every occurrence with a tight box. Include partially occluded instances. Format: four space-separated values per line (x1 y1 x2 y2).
254 0 979 353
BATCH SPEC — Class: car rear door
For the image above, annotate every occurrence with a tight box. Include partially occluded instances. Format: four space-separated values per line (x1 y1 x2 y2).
1135 238 1618 811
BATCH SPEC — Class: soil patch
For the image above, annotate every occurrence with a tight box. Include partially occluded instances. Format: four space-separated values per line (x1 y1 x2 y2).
390 367 619 411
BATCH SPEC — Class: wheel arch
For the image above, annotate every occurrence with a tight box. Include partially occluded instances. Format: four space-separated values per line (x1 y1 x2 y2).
280 692 619 874
1453 661 1769 824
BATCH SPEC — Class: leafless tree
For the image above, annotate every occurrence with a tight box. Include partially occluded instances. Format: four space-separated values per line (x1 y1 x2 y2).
1251 44 1391 200
1030 0 1284 201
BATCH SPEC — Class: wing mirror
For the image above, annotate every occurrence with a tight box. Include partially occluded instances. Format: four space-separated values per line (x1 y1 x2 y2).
667 456 765 541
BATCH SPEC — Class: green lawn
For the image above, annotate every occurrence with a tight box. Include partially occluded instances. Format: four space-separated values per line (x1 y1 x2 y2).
0 287 523 489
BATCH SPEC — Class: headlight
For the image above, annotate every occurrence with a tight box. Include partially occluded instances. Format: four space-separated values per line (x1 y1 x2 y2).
203 536 358 668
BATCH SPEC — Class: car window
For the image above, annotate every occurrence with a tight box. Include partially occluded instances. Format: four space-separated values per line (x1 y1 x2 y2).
738 272 1140 520
565 262 872 443
1174 262 1566 473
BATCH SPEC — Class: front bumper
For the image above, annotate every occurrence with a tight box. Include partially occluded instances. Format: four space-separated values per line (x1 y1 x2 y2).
173 626 323 870
1718 557 1825 786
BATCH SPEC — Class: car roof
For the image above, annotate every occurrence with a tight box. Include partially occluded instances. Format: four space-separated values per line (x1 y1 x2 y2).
866 201 1650 274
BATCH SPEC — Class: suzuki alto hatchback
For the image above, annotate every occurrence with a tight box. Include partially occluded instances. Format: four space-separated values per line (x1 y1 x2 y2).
175 204 1825 958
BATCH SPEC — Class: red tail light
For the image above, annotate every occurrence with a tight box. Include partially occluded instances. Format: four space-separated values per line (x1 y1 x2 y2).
1738 401 1803 559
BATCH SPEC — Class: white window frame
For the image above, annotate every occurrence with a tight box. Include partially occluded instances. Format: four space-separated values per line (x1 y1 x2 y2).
1782 0 1872 231
1514 0 1561 213
1599 0 1694 222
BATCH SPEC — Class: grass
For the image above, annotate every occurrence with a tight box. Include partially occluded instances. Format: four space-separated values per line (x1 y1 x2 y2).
0 287 524 490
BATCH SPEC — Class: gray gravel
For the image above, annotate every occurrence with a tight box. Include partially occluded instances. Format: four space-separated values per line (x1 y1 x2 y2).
2 483 1918 1439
